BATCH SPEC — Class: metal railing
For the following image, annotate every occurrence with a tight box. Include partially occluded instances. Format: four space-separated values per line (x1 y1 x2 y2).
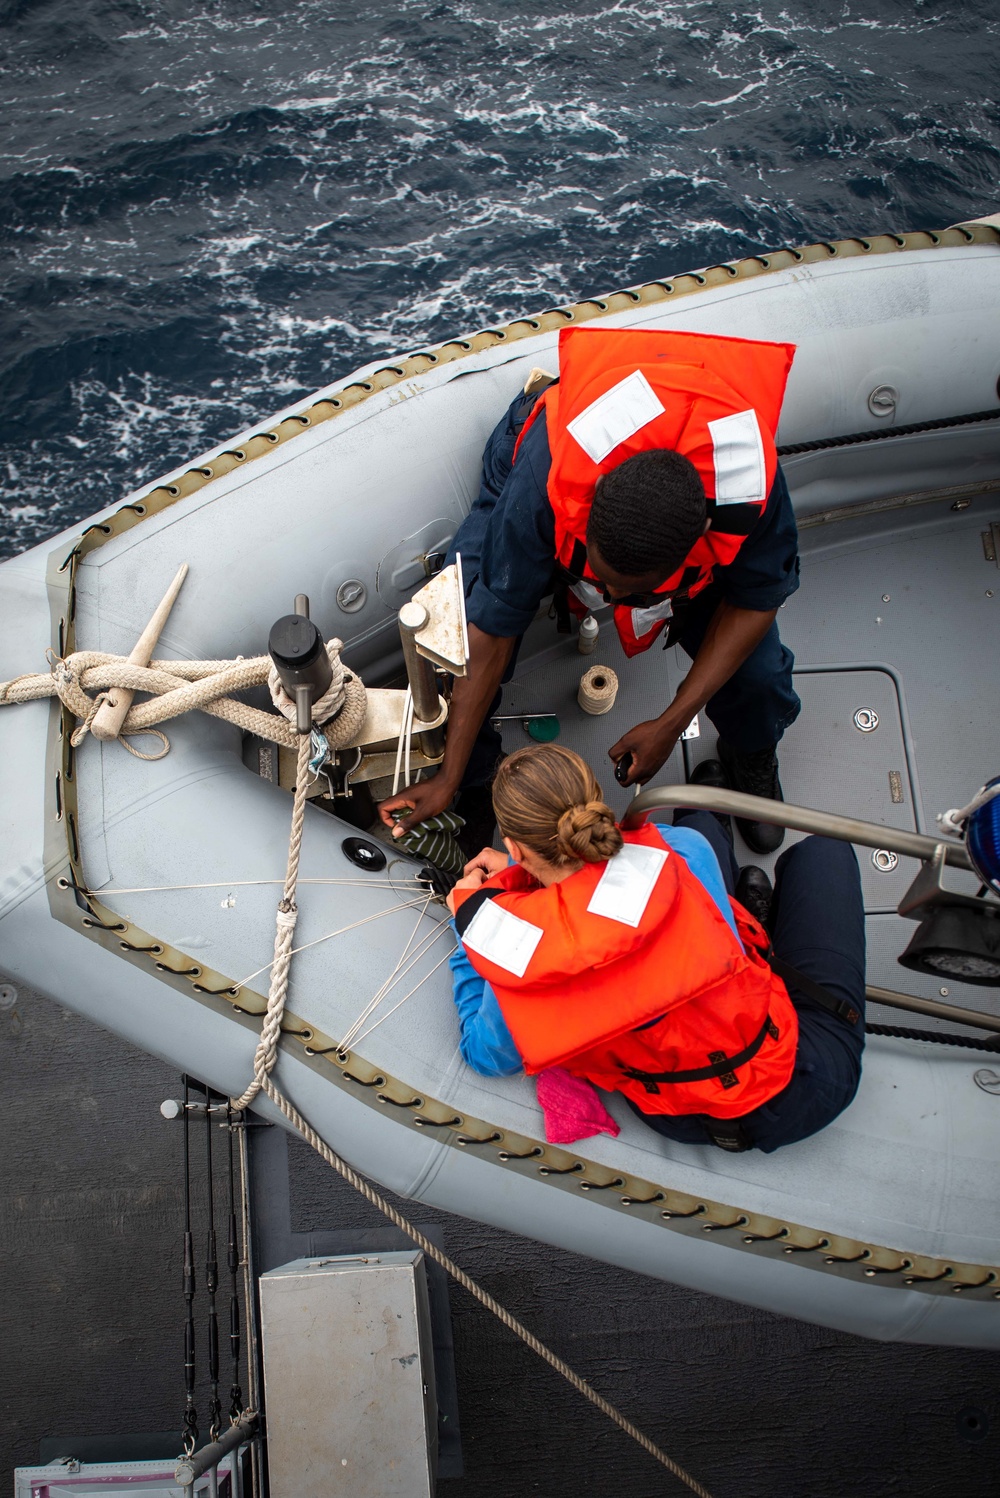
622 784 1000 1034
622 784 974 869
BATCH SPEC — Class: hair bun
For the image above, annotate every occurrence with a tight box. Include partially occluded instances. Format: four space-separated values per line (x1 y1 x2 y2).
555 799 624 864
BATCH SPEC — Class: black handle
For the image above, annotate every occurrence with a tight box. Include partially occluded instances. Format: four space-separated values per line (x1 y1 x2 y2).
614 753 633 786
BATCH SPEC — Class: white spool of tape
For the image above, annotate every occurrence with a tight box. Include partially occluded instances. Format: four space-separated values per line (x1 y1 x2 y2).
578 665 619 716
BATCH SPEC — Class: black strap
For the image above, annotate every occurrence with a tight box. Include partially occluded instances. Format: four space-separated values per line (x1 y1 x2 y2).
453 886 502 937
551 578 572 634
510 387 544 437
766 952 861 1027
622 1013 779 1093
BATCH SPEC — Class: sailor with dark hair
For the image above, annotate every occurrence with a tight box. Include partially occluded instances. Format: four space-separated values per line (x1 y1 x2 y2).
587 449 709 581
379 325 802 854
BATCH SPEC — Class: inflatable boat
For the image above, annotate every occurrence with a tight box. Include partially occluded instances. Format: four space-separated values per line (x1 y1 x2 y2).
3 217 1000 1349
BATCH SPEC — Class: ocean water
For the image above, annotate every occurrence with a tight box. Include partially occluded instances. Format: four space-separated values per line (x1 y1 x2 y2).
2 0 999 557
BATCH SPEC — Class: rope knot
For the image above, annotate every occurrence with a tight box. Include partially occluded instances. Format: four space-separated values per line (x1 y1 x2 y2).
267 638 367 747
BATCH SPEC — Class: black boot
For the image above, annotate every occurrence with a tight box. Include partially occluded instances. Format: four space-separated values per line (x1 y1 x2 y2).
735 865 774 931
717 740 786 854
687 758 733 839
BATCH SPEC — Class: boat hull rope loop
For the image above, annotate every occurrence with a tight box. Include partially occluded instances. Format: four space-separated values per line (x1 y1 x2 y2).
260 1074 715 1498
0 642 368 757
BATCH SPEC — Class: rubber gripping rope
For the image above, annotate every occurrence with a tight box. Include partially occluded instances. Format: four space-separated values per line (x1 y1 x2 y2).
261 1076 715 1498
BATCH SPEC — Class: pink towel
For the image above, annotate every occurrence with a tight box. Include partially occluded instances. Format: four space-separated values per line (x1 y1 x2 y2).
535 1067 621 1145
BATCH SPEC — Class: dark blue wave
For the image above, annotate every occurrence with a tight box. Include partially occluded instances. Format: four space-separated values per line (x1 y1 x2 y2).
2 0 999 557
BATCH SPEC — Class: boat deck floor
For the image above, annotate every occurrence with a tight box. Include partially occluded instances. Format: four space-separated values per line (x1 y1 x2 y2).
498 488 1000 1031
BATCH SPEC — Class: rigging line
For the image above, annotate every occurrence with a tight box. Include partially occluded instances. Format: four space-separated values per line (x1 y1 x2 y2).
181 1077 199 1457
341 930 456 1051
336 937 453 1058
337 904 449 1053
234 897 433 989
93 877 425 895
338 898 443 1054
337 898 433 1052
203 1082 222 1442
348 945 459 1051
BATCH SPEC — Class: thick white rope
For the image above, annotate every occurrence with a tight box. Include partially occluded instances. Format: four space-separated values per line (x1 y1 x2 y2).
0 641 368 755
266 642 357 730
230 732 312 1112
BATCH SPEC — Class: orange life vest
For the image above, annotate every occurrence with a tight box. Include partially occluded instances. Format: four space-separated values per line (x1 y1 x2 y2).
514 326 795 656
451 824 799 1119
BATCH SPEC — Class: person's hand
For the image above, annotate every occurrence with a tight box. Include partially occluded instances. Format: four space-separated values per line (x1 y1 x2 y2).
446 865 488 915
462 847 508 879
378 776 456 838
608 718 681 786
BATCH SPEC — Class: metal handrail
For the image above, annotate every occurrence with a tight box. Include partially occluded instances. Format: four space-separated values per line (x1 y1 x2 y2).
622 784 975 870
621 784 1000 1034
864 985 1000 1035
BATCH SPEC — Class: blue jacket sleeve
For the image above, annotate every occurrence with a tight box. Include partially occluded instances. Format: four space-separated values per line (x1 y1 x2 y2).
448 396 556 639
448 926 523 1076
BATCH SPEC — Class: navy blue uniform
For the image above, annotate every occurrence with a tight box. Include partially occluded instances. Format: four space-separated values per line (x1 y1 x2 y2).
448 389 802 779
634 813 866 1153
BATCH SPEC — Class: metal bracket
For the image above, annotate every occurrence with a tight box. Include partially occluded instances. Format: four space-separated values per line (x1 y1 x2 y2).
896 842 995 921
408 558 469 677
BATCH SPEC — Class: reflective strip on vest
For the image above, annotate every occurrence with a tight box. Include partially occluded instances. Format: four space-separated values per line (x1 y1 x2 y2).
566 369 665 463
461 898 543 977
629 598 673 641
570 578 606 613
709 408 767 506
587 841 668 927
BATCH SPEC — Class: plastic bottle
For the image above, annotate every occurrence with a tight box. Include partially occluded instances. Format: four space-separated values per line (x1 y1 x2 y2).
578 614 599 654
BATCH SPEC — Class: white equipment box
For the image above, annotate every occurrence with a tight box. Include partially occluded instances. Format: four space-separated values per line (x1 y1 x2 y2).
258 1251 437 1498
